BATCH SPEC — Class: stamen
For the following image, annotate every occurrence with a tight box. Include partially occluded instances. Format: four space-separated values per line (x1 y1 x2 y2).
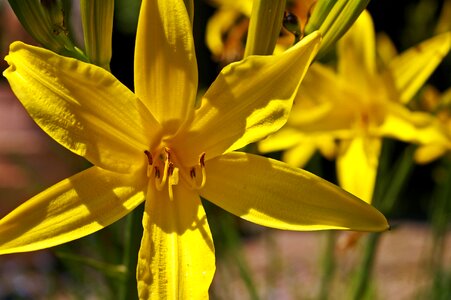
200 152 206 167
199 153 206 188
189 152 207 190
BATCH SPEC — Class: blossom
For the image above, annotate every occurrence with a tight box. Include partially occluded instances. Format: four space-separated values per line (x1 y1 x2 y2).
259 10 451 202
414 86 451 163
1 1 388 298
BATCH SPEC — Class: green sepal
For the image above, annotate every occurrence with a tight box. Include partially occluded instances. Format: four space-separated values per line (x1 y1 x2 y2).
8 0 87 61
80 0 114 70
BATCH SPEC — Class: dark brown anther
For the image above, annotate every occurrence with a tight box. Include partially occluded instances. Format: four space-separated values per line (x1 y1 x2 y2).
199 153 206 167
190 167 196 179
144 150 153 165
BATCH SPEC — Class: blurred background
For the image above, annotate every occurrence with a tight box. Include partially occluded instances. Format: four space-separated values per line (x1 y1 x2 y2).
0 0 450 299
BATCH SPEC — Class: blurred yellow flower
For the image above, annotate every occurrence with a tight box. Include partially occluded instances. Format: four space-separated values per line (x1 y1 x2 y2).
1 1 389 298
414 86 451 163
259 10 451 203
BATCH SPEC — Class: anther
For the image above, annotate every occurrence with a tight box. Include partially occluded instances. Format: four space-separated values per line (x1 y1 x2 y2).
199 152 206 167
144 150 153 177
144 150 153 165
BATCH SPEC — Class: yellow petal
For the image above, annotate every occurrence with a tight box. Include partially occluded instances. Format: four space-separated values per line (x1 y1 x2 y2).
134 0 197 134
414 144 448 164
175 32 321 166
387 32 451 104
3 42 160 173
0 166 146 254
282 142 317 168
376 32 398 67
201 152 388 232
137 185 215 300
336 136 380 203
337 10 376 93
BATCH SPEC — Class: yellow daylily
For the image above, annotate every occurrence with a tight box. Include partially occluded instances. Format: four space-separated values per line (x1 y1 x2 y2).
2 1 388 298
259 10 451 203
414 86 451 163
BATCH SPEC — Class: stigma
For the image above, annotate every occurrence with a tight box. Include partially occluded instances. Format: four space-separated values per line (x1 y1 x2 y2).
144 147 206 200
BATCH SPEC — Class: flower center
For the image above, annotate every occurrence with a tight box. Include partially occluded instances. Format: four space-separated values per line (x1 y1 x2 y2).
144 147 206 200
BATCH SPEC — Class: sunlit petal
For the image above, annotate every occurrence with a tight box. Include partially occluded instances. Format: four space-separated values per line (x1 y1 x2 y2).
0 167 146 254
175 32 321 165
137 185 215 300
201 152 388 232
135 0 197 134
3 42 160 173
336 137 379 203
387 32 451 104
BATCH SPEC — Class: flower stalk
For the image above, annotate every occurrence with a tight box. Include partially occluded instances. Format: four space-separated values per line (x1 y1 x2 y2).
80 0 114 70
244 0 286 57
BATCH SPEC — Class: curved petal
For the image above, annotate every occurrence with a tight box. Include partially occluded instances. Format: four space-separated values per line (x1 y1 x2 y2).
201 152 388 232
414 144 448 164
337 10 376 93
137 185 215 300
387 32 451 104
4 42 160 173
0 166 147 254
336 136 380 203
134 0 197 134
174 32 321 166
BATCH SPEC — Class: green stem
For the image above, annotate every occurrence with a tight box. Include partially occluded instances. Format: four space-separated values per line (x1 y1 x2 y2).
120 203 144 300
351 233 380 300
426 158 451 298
318 231 336 300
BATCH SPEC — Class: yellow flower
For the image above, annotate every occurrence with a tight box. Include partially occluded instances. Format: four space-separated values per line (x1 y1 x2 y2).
414 86 451 163
259 10 451 203
1 1 388 298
